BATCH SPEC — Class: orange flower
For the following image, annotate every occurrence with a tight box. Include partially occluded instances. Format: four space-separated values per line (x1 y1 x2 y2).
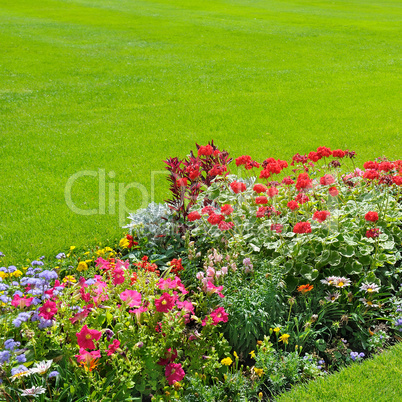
297 284 313 294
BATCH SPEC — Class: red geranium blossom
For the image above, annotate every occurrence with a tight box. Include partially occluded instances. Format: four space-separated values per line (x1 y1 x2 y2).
235 155 252 166
393 176 402 186
176 177 188 187
363 170 379 180
253 184 268 193
198 145 213 156
363 161 379 170
267 187 279 198
169 258 184 276
320 174 335 186
255 196 268 205
259 169 271 179
378 161 394 172
230 181 247 193
317 146 332 158
287 200 299 210
271 224 283 233
365 211 379 222
207 213 225 225
282 176 295 185
76 325 102 350
366 228 380 238
296 173 312 190
126 234 138 248
221 204 233 216
295 193 310 204
313 210 331 223
165 363 185 385
218 221 234 231
187 211 201 221
293 222 312 234
256 206 268 218
308 151 321 162
155 293 175 313
328 186 339 197
39 300 58 320
332 149 346 158
201 206 216 215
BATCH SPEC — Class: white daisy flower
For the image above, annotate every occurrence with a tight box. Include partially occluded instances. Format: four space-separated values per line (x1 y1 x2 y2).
20 386 46 397
360 283 380 293
29 360 53 375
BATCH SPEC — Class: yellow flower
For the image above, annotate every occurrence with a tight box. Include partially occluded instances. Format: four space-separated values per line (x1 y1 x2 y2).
279 334 290 344
70 246 76 251
84 252 90 255
12 270 23 278
104 247 113 253
221 357 233 366
96 249 105 257
0 272 8 279
249 350 256 359
119 238 130 249
254 367 264 377
63 275 76 283
273 327 281 333
233 351 239 360
85 259 92 265
77 262 88 272
173 382 181 390
22 266 28 271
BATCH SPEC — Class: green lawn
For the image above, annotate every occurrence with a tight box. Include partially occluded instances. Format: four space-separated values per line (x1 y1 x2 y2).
276 342 402 401
0 0 401 263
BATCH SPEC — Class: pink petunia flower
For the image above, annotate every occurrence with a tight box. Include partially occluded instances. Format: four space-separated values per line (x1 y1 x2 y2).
76 325 102 350
107 339 121 356
155 293 175 313
39 300 58 320
165 363 185 385
119 290 142 307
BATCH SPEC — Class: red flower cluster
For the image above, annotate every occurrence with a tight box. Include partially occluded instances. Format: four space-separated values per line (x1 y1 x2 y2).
187 211 201 221
363 170 379 180
267 187 279 198
253 184 268 193
366 228 380 238
255 196 268 205
271 224 283 234
169 258 184 276
328 186 339 196
126 234 138 248
317 146 332 158
235 155 260 169
295 173 312 190
295 193 310 204
287 200 299 210
320 174 335 186
313 210 331 223
230 181 247 193
134 256 160 276
281 176 295 185
207 213 225 225
198 145 214 156
208 164 227 177
260 158 288 178
365 211 379 222
221 204 233 215
332 149 346 158
293 221 312 234
218 221 234 231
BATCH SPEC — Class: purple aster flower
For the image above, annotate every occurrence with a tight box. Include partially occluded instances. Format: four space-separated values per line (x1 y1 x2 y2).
56 253 66 260
85 278 96 286
38 270 58 281
16 354 26 363
31 261 44 266
13 291 23 298
7 266 17 273
4 339 20 350
48 371 59 378
0 252 4 257
11 281 19 286
38 319 53 329
0 295 11 303
0 350 11 364
39 256 45 260
0 284 9 291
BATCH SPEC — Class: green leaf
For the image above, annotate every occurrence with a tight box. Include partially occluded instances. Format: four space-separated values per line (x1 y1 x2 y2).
339 245 355 258
328 251 342 266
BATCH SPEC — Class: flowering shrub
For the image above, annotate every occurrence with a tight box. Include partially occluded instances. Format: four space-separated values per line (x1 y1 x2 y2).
1 143 401 400
0 247 232 400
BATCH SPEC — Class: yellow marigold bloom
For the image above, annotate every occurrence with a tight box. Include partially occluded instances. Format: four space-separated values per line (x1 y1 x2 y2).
12 270 23 278
254 367 264 377
77 262 88 272
257 340 263 346
0 272 8 279
173 382 181 390
273 327 281 333
249 350 256 359
104 247 113 252
84 251 90 255
63 275 76 283
119 238 130 249
233 351 239 359
70 246 76 251
221 357 233 366
279 334 290 344
22 266 28 271
85 259 92 265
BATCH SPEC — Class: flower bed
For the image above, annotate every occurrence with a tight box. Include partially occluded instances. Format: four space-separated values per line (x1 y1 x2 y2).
1 143 401 401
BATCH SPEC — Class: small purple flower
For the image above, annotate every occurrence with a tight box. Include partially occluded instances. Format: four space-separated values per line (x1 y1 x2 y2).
0 284 9 291
11 365 29 376
38 318 53 329
13 291 23 298
0 350 11 364
0 295 11 304
7 266 17 273
4 339 20 350
350 351 358 361
0 252 4 257
31 261 44 266
104 329 114 341
85 278 96 286
359 352 365 358
38 270 58 281
16 354 26 363
48 371 59 378
39 256 45 260
56 253 66 260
